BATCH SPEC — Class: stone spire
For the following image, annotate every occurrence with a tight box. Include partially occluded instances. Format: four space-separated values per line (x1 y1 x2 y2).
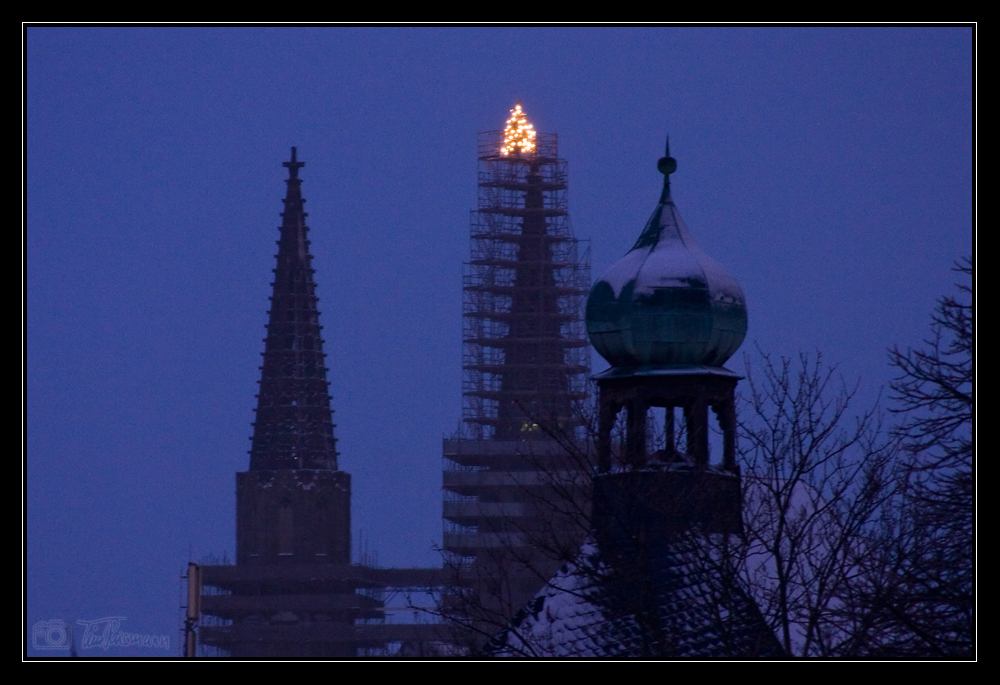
249 147 338 471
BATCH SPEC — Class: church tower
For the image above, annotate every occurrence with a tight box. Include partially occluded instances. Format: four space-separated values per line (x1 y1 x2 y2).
462 105 590 441
461 104 590 439
442 105 591 640
236 147 351 566
190 149 449 658
193 150 363 658
586 138 747 533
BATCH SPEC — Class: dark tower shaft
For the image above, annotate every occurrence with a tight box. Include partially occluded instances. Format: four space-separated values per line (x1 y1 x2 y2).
495 160 572 438
200 148 448 658
249 147 337 471
236 149 350 571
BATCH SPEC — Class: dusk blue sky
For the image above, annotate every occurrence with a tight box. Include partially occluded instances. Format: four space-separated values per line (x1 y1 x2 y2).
26 27 973 656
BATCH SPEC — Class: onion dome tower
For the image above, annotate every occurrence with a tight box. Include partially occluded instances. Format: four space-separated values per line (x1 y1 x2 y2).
585 140 751 629
586 142 746 370
486 142 781 658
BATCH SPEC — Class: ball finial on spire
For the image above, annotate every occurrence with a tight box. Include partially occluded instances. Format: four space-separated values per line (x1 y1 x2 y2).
656 135 677 203
657 135 677 175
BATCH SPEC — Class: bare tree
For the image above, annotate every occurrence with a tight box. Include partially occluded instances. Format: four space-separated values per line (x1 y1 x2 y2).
889 258 972 472
732 351 899 656
858 257 973 657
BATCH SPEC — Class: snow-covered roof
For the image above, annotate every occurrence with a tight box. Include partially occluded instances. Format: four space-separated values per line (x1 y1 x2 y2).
485 537 783 658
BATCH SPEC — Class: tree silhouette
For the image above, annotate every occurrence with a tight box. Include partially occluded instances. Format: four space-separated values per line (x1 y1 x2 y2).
869 257 973 657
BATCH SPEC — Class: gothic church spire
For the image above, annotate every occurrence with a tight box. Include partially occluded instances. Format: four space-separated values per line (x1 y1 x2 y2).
249 147 338 471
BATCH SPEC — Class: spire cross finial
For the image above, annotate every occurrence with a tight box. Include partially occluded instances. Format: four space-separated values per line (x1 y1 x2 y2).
283 146 305 179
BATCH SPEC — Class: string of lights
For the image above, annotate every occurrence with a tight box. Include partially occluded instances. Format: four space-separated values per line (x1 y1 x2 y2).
499 104 537 156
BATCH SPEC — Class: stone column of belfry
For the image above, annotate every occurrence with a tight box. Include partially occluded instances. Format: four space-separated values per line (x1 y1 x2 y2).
685 395 710 469
715 396 738 471
625 398 647 467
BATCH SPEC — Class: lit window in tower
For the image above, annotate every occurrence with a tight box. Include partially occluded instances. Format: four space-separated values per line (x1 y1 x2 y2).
500 103 537 156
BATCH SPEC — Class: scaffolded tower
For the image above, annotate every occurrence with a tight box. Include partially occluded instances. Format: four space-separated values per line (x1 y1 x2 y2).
443 106 591 641
462 106 590 439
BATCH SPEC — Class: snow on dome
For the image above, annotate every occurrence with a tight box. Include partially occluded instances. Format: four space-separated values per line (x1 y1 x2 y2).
586 145 747 369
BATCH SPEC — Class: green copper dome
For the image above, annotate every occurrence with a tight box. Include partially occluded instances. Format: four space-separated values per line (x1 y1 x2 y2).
586 143 747 369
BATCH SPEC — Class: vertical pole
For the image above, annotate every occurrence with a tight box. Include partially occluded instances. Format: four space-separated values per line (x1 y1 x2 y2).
685 397 709 468
184 562 200 658
720 397 737 472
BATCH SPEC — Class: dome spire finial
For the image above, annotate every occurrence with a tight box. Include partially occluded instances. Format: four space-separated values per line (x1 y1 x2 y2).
656 135 677 204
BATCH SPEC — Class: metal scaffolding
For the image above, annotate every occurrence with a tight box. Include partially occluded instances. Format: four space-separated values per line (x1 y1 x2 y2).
462 131 590 440
441 126 592 646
